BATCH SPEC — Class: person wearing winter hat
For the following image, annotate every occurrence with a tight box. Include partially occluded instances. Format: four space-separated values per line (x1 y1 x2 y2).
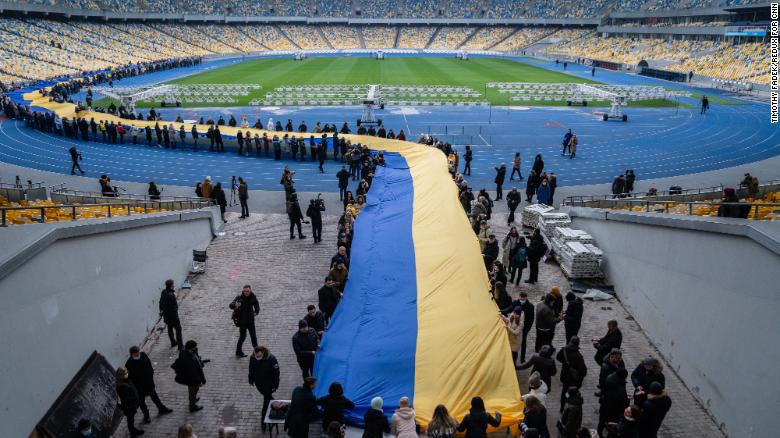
556 336 587 413
176 340 206 412
631 357 665 394
598 368 629 437
522 372 548 408
391 397 417 438
549 287 564 318
563 292 584 343
559 387 584 438
292 320 318 380
637 382 672 438
363 397 390 438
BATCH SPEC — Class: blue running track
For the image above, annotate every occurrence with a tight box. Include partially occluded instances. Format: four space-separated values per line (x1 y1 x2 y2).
1 56 778 191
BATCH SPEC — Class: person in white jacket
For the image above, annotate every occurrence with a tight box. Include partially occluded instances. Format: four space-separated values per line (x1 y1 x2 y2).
267 117 274 131
522 371 548 408
391 397 417 438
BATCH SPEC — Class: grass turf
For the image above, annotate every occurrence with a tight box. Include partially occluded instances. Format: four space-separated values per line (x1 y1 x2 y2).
101 57 679 108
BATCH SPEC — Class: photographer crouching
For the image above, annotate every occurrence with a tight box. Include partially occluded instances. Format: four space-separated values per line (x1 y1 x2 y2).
306 194 326 243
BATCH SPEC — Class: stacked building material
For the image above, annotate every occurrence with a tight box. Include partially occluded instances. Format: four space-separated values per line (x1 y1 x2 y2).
556 240 604 279
522 204 555 228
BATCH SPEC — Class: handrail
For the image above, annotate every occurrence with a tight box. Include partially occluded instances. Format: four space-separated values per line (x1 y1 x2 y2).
0 200 214 226
0 180 46 189
563 179 780 206
50 188 208 203
565 198 780 220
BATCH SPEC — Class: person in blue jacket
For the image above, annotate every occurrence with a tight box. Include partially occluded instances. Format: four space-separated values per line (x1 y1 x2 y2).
536 179 551 206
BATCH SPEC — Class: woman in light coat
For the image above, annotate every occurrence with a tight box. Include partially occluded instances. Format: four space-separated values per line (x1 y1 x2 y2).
391 397 417 438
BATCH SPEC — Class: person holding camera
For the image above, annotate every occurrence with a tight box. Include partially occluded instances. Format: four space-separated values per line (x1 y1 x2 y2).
171 340 208 412
229 285 260 358
287 193 307 240
69 146 84 175
306 196 325 243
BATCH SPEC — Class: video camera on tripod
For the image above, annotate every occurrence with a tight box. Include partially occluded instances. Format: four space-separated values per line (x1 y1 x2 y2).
229 175 239 206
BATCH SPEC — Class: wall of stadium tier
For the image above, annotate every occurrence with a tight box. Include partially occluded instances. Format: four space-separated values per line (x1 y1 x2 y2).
0 210 218 437
565 208 780 438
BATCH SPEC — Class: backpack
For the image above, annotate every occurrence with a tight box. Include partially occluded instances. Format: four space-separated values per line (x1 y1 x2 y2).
171 358 186 385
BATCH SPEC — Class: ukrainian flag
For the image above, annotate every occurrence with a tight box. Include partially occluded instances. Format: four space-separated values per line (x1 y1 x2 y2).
24 84 525 429
313 143 524 429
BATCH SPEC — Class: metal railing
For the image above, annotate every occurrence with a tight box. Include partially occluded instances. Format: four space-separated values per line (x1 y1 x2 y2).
0 180 46 189
0 199 214 227
565 198 780 220
564 179 780 206
50 188 209 204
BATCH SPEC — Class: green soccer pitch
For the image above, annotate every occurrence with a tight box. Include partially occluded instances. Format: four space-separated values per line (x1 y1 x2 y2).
114 57 681 108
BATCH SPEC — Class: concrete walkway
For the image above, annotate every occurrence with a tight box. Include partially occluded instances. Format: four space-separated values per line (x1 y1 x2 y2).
112 210 723 437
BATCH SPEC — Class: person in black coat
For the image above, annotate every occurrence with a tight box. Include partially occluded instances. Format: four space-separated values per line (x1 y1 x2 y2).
630 357 665 394
598 369 630 437
317 382 355 430
363 396 390 438
336 166 350 201
518 344 557 390
556 336 588 413
116 367 144 437
159 279 183 349
525 229 546 284
306 198 325 243
456 396 502 438
285 377 320 438
525 169 537 203
593 320 623 365
304 305 326 337
214 182 227 223
559 387 584 438
288 193 307 239
636 382 672 438
506 188 521 226
500 291 534 363
606 405 640 438
494 164 506 200
174 340 206 412
125 346 172 423
520 395 549 438
563 292 584 343
229 285 260 357
482 234 499 270
532 154 544 175
249 346 280 431
292 320 319 380
318 277 342 324
599 349 626 394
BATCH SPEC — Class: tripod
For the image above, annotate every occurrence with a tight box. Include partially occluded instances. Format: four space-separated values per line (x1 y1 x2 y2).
229 176 238 207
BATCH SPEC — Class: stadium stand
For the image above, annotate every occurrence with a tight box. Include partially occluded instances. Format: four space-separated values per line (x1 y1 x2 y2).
278 25 328 50
0 193 212 226
428 26 478 50
322 25 362 49
361 25 398 49
1 0 771 17
396 26 437 49
543 34 768 84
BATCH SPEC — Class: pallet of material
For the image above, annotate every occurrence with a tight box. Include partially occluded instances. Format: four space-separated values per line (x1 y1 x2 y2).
537 213 572 240
522 204 555 228
552 227 594 244
556 241 605 279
